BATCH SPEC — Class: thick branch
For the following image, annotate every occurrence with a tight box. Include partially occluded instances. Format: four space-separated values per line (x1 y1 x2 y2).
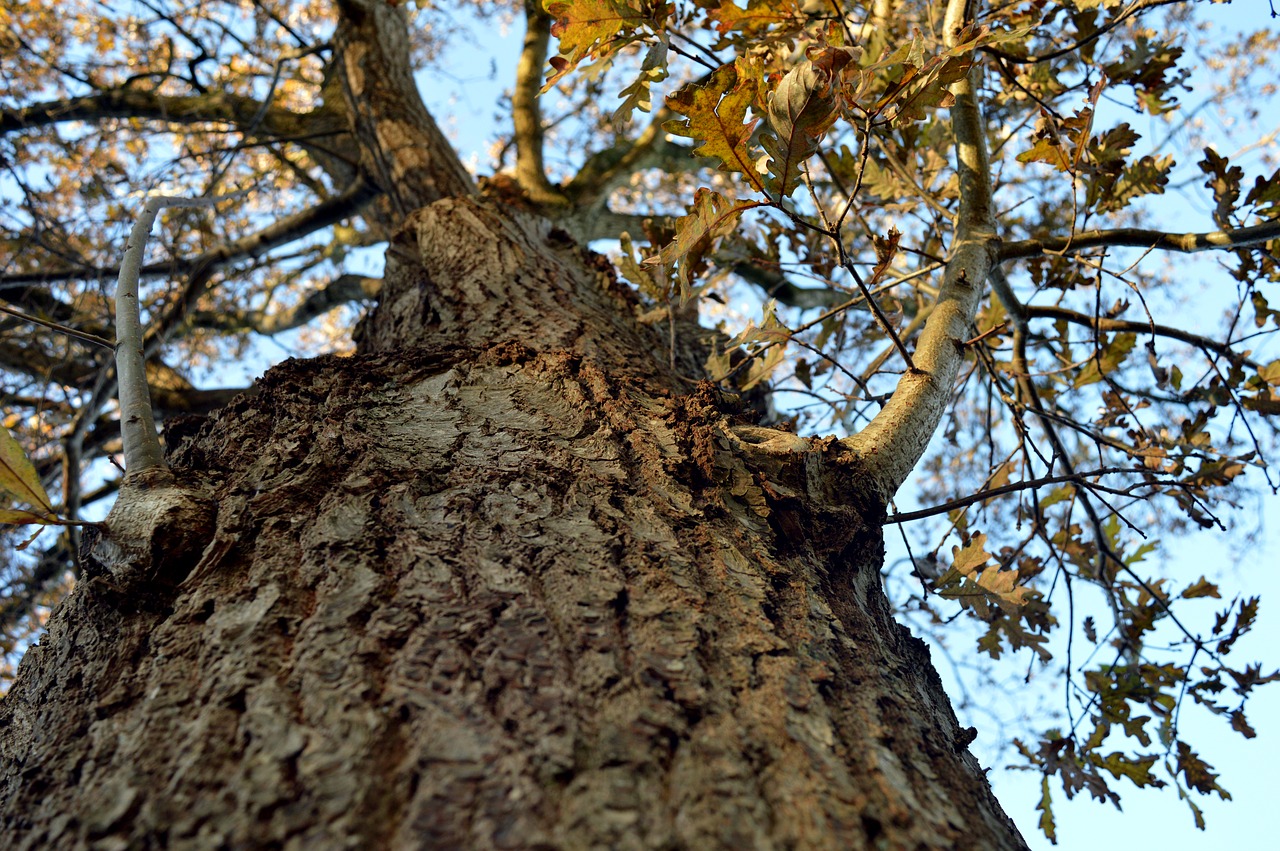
1000 220 1280 261
988 266 1028 331
23 179 377 489
731 263 846 310
333 0 474 213
117 195 242 478
0 89 346 166
841 0 999 501
512 2 569 208
1 90 286 134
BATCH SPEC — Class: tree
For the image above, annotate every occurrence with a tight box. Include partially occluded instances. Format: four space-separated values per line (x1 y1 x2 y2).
0 0 1277 846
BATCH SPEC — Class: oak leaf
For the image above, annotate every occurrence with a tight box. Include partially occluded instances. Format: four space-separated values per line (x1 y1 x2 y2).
543 0 663 90
761 46 859 198
664 62 765 192
647 188 761 299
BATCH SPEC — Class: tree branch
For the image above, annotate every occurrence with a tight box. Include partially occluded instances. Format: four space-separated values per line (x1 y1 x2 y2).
0 90 273 134
1022 303 1262 371
333 0 474 214
144 177 379 349
512 1 569 207
190 273 381 335
982 0 1190 66
565 104 716 208
116 193 247 478
0 178 377 291
884 467 1146 524
1000 220 1280 262
841 0 1000 501
0 304 112 349
0 89 345 166
729 263 847 310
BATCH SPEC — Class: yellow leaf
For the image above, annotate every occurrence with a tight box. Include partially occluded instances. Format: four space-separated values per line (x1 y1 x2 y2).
544 0 657 90
0 425 54 518
664 61 765 193
951 532 992 573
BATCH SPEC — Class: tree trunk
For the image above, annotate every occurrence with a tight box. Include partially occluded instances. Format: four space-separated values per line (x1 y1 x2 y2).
0 196 1026 849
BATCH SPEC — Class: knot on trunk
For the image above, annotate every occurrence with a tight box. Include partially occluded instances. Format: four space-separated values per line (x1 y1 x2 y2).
84 479 216 602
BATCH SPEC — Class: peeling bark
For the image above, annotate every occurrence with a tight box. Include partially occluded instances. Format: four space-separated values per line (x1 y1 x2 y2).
0 197 1026 849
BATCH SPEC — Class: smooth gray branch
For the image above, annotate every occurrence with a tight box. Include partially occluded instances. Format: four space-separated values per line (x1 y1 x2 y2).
115 191 245 479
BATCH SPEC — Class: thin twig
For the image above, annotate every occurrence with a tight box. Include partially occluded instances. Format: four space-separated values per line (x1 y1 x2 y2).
0 304 113 349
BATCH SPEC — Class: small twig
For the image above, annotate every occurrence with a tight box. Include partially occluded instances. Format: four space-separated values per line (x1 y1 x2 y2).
0 304 114 349
963 321 1006 347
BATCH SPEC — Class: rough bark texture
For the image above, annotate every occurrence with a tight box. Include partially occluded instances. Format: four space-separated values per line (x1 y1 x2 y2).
0 197 1026 849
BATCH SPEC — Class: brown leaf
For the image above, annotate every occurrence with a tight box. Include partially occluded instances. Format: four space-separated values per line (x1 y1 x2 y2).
760 46 859 198
647 188 761 299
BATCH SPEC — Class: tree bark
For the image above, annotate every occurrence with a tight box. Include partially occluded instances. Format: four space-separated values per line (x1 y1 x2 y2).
0 194 1026 849
0 2 1027 846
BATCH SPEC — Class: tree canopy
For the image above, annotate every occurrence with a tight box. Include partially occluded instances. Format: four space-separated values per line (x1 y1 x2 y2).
2 0 1279 842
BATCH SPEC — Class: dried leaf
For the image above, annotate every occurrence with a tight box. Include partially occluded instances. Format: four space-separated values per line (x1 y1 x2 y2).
1181 577 1221 599
760 46 858 198
664 62 763 190
647 188 759 299
543 0 659 90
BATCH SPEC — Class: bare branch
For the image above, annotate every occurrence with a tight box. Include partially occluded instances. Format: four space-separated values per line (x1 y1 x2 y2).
885 467 1148 524
1000 220 1280 262
0 89 343 157
0 178 377 291
1022 304 1263 370
0 304 112 349
143 177 379 349
116 193 247 478
191 274 381 335
512 1 569 207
